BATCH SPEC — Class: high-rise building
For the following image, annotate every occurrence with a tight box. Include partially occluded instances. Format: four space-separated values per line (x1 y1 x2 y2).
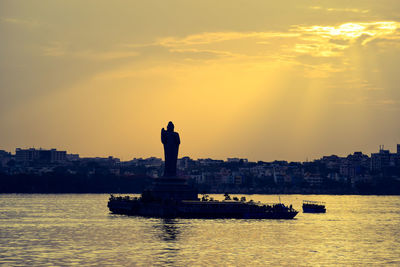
0 150 12 168
371 145 390 171
15 148 66 163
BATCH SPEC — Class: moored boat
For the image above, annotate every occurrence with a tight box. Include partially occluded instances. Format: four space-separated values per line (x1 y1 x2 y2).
302 200 326 213
108 194 298 219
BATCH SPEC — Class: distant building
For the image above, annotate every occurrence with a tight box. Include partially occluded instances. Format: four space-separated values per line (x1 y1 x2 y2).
190 173 203 184
321 155 341 170
143 157 162 168
80 156 120 166
178 156 193 170
146 169 159 178
198 158 224 166
327 172 342 182
15 148 66 163
218 168 233 184
350 174 372 187
66 154 80 161
304 173 323 187
233 172 243 185
0 150 11 158
340 152 370 178
0 150 12 168
227 158 248 163
371 145 393 171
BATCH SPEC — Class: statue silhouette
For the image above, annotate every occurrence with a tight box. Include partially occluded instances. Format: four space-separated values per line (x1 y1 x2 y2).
161 122 180 177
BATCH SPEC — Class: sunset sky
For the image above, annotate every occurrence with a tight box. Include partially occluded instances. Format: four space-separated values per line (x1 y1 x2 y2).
1 0 399 161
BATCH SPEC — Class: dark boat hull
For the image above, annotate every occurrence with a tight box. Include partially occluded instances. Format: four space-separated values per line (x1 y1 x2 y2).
302 206 326 213
108 199 298 219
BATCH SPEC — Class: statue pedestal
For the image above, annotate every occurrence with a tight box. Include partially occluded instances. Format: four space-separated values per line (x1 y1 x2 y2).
149 176 198 201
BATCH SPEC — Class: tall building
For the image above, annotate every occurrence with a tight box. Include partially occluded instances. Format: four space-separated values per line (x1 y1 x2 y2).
15 148 66 163
227 158 248 163
0 150 11 159
0 150 12 168
370 145 393 171
397 144 400 155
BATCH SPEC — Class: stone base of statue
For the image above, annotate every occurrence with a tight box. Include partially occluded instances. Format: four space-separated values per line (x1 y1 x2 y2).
148 176 198 202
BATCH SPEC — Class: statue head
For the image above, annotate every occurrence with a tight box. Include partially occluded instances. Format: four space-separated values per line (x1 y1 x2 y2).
167 121 174 132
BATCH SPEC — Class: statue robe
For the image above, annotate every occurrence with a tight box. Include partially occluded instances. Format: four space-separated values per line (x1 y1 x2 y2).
161 128 180 177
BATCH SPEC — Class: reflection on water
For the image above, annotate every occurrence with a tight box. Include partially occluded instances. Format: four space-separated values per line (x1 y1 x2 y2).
153 219 183 266
1 194 400 266
155 219 182 242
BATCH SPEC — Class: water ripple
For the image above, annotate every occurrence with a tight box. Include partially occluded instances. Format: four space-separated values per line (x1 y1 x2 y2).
1 194 400 266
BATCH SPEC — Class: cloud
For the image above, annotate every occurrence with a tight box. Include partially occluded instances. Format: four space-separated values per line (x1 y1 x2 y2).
36 20 400 88
168 48 243 60
151 21 400 61
78 50 139 61
155 21 400 51
42 42 139 61
1 17 40 28
157 31 301 47
329 78 384 91
309 6 369 14
336 97 399 107
42 42 67 57
295 21 400 46
38 20 400 92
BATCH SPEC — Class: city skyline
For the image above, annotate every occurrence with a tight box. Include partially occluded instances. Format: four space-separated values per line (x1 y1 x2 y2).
1 1 400 162
2 142 399 195
2 142 399 163
1 141 400 162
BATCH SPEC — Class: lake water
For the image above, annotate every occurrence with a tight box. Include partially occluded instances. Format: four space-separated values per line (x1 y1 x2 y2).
1 194 399 266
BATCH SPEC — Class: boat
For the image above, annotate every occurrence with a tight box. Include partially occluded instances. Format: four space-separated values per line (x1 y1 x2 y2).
108 193 298 219
108 177 298 219
302 200 326 213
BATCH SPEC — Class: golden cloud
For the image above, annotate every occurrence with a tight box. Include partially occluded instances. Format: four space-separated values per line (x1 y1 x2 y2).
157 31 301 47
153 21 400 61
1 17 40 28
309 6 369 14
295 21 400 45
42 42 139 61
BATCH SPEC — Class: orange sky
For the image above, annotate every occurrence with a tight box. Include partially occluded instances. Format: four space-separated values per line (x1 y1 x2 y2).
0 0 399 161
